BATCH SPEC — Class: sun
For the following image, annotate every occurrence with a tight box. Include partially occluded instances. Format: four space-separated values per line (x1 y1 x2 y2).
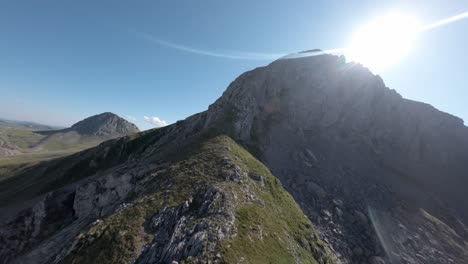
347 13 421 71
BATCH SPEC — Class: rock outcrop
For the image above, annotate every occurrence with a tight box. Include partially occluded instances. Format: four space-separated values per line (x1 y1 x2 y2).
1 51 468 264
205 52 468 263
0 133 333 264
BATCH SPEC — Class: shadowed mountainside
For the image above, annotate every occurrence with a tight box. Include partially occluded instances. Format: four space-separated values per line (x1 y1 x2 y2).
0 52 467 264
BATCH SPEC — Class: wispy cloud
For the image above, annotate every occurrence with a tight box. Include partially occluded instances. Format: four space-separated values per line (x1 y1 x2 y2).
280 48 347 60
420 11 468 31
144 116 168 127
133 10 468 62
135 32 284 61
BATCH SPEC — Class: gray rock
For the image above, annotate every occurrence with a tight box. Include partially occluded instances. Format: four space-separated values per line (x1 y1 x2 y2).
353 247 364 256
368 256 385 264
307 182 327 198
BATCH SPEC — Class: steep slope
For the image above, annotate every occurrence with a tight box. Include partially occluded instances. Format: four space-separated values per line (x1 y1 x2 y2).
205 52 468 263
0 127 334 264
1 52 468 264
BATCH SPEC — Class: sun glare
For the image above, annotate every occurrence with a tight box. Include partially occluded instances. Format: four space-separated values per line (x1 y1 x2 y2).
347 13 421 71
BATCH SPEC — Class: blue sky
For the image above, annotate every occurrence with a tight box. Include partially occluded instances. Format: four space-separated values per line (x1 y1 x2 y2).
0 0 467 130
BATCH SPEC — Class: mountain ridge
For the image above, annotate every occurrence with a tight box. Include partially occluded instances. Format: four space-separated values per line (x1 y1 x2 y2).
0 52 467 263
203 52 468 262
0 118 61 131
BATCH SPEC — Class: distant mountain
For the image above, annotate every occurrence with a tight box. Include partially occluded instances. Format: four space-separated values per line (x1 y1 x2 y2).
0 113 139 163
71 112 140 137
37 112 140 138
1 52 467 264
0 118 60 131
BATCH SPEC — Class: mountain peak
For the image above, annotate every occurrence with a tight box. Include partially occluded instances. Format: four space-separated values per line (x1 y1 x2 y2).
69 112 139 137
2 51 468 264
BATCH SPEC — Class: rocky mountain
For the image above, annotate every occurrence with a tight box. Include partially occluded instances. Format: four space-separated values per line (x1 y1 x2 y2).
0 113 139 170
0 52 467 264
37 112 140 138
205 52 468 263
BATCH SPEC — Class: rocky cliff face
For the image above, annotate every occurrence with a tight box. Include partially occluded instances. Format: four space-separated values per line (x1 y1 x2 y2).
205 53 468 263
1 52 467 264
0 129 334 264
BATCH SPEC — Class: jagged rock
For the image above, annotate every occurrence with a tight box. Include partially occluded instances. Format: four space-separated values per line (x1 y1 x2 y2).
352 247 364 256
354 210 368 225
368 256 385 264
0 134 334 264
332 199 343 207
223 164 244 182
137 188 233 263
2 51 468 264
205 52 468 263
307 181 327 198
335 207 343 218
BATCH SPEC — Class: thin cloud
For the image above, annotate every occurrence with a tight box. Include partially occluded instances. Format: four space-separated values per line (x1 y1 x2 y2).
134 10 468 62
135 32 284 61
144 116 168 127
420 11 468 31
280 48 347 60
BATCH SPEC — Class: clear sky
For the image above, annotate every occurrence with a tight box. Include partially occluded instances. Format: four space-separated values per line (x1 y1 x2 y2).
0 0 467 130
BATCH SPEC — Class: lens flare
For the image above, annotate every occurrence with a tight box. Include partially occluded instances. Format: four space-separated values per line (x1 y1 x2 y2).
347 13 421 71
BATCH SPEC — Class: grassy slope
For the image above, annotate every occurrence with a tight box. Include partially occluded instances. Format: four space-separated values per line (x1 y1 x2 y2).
0 128 105 173
219 136 332 264
60 135 333 264
0 127 43 149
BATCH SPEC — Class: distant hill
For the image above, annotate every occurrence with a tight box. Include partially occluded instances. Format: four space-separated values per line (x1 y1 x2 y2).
1 52 467 264
0 118 61 131
36 112 140 138
0 113 139 166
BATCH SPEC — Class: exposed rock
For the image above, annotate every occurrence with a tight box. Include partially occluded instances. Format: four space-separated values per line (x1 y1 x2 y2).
368 256 385 264
0 135 334 264
205 52 468 263
136 187 235 263
2 51 468 264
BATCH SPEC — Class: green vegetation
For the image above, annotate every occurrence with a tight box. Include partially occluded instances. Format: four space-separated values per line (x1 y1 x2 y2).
62 192 185 264
218 136 332 264
0 127 42 149
59 134 333 264
0 128 102 169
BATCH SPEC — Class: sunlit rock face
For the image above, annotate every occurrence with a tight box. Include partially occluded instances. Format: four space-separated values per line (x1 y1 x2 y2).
206 53 468 263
